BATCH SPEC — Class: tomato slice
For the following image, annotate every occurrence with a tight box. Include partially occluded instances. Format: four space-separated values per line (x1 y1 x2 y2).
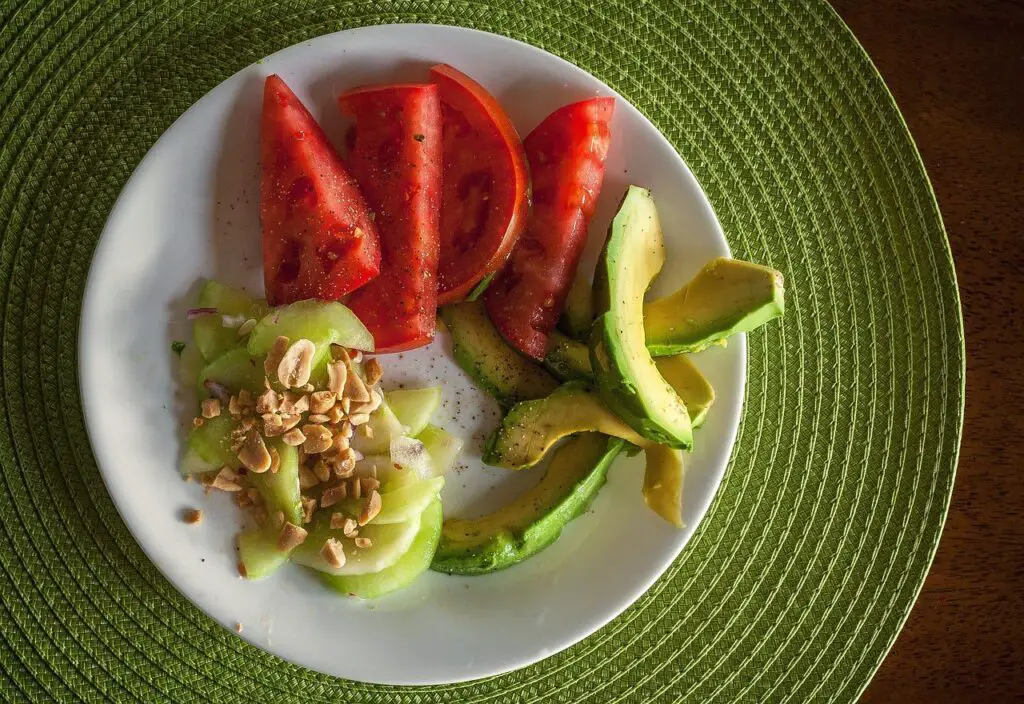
339 84 443 352
430 64 530 305
260 75 380 306
484 98 615 359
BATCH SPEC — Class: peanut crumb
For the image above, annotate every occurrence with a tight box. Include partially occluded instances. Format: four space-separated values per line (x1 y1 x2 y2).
183 508 203 524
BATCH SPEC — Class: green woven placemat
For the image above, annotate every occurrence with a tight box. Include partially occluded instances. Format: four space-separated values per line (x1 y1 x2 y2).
0 0 963 701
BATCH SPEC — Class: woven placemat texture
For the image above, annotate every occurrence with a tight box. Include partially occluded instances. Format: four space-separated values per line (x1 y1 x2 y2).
0 0 963 701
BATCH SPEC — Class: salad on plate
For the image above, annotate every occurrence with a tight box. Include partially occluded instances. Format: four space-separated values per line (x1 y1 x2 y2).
175 63 785 599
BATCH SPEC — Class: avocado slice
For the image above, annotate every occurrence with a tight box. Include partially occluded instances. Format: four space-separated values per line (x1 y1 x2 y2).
545 332 714 428
559 269 594 341
590 186 693 450
439 301 559 409
432 433 625 574
644 257 784 356
543 330 594 382
483 382 683 526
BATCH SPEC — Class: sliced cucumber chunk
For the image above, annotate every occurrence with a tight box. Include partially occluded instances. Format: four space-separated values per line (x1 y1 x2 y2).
321 500 442 599
385 387 442 436
340 476 445 525
290 511 422 576
179 447 219 475
193 280 268 362
186 415 237 467
351 401 405 456
417 424 464 476
196 347 266 397
247 301 374 366
237 525 290 580
248 442 302 525
178 342 204 389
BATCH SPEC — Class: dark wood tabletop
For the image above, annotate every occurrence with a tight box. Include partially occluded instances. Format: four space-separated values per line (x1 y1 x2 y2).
826 1 1024 701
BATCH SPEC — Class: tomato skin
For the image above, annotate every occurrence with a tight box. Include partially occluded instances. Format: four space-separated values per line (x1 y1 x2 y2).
339 84 443 352
430 64 530 305
261 75 380 306
484 97 615 359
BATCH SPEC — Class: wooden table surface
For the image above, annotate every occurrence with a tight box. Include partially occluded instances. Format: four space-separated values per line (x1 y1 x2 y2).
826 1 1024 701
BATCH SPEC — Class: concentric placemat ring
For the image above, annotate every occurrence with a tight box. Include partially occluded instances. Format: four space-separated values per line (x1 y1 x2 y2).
0 1 963 701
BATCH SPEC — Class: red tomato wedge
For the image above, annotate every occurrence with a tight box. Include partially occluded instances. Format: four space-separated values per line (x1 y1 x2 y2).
339 84 443 352
260 75 380 306
484 97 615 359
430 64 530 305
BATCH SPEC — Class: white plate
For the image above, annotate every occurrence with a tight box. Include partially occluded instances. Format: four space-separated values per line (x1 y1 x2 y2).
79 24 742 685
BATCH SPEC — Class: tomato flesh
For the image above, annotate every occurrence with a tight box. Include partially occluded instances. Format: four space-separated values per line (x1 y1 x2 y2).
260 75 380 305
484 98 615 359
430 64 530 305
339 84 443 352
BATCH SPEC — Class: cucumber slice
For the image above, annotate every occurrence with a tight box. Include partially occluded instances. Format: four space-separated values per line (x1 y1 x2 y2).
237 526 290 580
186 415 237 467
290 511 422 576
321 500 442 599
351 401 406 456
179 447 219 475
247 301 374 368
196 348 266 397
192 280 269 362
178 342 204 389
248 442 302 525
417 424 464 476
385 387 442 436
340 476 445 525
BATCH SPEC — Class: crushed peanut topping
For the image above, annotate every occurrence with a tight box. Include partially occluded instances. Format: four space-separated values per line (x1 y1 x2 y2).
342 517 359 538
211 466 242 492
302 425 333 454
327 359 347 397
264 335 290 376
320 483 347 508
354 537 373 549
183 508 203 524
313 460 332 484
238 429 272 473
201 398 222 419
298 465 320 490
320 538 346 569
344 368 371 403
278 339 315 388
358 490 382 526
309 390 336 414
330 512 347 530
192 417 205 428
282 428 306 446
256 388 279 414
302 497 317 524
276 522 308 552
308 413 330 424
363 358 383 386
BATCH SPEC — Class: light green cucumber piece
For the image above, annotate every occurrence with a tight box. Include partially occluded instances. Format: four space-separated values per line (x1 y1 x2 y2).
247 301 374 374
321 500 442 599
417 424 464 476
179 447 219 475
290 510 422 576
178 342 204 389
248 442 302 525
385 387 442 436
237 526 290 580
192 280 269 362
196 347 266 397
340 476 445 525
351 401 406 456
186 415 237 467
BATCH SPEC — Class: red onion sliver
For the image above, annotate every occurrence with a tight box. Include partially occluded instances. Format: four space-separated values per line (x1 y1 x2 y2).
187 307 217 320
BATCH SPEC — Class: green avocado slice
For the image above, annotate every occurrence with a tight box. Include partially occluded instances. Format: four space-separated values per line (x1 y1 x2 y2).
643 257 784 356
590 186 693 450
440 301 559 409
432 433 625 574
544 332 715 429
483 382 683 526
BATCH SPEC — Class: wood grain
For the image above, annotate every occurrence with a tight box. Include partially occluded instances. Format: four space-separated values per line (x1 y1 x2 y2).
827 1 1024 701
